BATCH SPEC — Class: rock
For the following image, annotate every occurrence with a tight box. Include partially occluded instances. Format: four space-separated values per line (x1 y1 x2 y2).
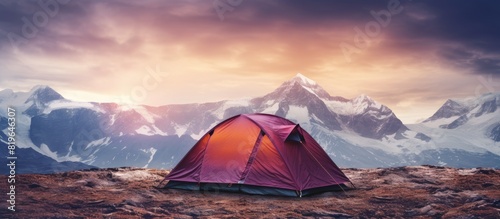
415 133 432 142
481 182 494 188
28 183 42 189
120 199 141 207
474 169 496 175
422 165 446 169
85 181 97 188
87 200 105 205
466 196 486 203
419 205 432 214
300 210 353 218
370 196 396 203
183 209 202 217
405 210 419 217
491 200 500 208
411 178 441 185
143 212 166 219
427 210 441 216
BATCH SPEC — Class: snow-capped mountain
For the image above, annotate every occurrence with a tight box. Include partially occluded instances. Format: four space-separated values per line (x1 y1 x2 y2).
422 93 500 131
408 92 500 156
0 86 94 174
1 74 500 174
244 73 408 140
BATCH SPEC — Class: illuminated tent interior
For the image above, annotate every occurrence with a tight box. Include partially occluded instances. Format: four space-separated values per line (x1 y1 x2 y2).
164 113 352 197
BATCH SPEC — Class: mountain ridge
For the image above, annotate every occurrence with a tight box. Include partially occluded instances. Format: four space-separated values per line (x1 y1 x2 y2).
1 74 500 174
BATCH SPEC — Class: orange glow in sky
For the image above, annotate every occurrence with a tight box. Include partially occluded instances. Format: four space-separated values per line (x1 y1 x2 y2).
1 1 499 123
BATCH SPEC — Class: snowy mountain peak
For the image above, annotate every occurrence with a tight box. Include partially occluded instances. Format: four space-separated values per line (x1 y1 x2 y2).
424 92 500 123
353 94 373 102
273 73 331 99
352 94 383 109
26 85 64 104
457 92 500 107
30 85 50 92
423 99 467 123
449 92 498 107
293 73 317 86
20 85 65 117
0 88 14 98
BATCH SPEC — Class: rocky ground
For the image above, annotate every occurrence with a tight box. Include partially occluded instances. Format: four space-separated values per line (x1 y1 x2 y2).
0 166 499 218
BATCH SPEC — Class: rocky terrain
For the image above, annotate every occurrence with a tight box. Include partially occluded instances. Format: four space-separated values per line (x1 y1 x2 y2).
1 166 499 218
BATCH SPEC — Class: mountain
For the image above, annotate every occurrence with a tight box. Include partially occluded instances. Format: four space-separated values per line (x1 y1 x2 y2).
423 99 471 123
408 93 500 162
424 93 499 123
0 86 94 174
0 90 197 174
1 74 500 174
233 73 408 140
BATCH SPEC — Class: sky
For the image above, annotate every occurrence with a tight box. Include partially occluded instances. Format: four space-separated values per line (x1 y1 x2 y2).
0 0 499 123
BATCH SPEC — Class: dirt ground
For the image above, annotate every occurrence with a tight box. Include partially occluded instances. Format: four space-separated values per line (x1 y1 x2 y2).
1 166 499 218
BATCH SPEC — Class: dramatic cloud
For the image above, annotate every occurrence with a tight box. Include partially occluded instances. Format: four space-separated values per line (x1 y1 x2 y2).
0 0 499 123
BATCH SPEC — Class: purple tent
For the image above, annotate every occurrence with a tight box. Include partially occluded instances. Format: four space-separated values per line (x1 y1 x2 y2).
164 113 351 197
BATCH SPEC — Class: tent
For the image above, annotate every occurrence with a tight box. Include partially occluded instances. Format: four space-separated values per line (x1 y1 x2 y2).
164 113 352 197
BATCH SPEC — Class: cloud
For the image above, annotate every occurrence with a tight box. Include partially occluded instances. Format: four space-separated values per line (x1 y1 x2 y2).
0 0 499 123
387 1 500 76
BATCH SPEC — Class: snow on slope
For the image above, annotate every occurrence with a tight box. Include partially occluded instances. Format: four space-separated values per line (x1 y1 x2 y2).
174 124 189 137
43 99 104 114
40 143 82 162
419 116 460 128
189 121 219 139
0 86 106 161
211 99 251 119
260 102 279 114
410 108 500 156
324 94 385 116
295 73 317 86
0 88 50 150
141 148 157 168
286 106 310 125
450 93 490 108
2 77 500 169
119 105 157 123
406 92 500 156
136 126 154 136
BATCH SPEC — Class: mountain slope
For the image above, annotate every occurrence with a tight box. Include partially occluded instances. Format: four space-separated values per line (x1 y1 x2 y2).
407 92 500 160
0 87 97 174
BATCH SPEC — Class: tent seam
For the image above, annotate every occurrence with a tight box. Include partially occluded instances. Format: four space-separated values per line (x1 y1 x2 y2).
197 115 241 183
241 114 301 191
239 131 264 183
